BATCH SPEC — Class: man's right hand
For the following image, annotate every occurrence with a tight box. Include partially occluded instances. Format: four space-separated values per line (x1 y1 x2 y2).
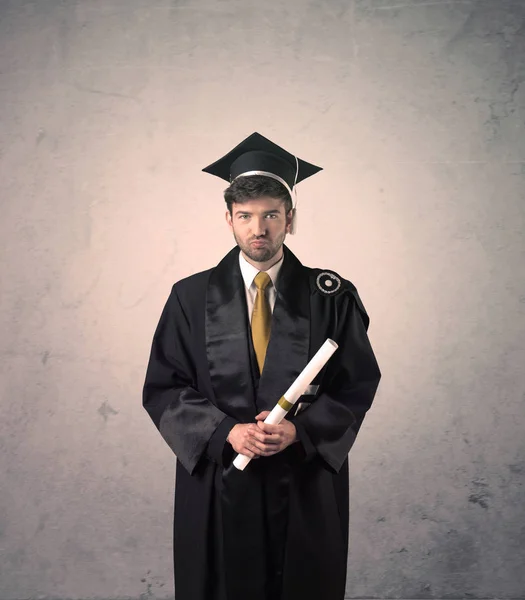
227 423 263 459
227 421 286 458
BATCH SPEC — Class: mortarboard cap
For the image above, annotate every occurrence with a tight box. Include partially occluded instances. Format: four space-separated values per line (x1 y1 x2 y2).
202 132 322 198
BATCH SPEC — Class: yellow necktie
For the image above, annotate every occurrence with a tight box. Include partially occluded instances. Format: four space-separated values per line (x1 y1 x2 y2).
251 271 272 374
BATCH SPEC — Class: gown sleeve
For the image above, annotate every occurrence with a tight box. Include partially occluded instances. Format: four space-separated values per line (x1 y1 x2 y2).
142 285 237 475
290 290 381 473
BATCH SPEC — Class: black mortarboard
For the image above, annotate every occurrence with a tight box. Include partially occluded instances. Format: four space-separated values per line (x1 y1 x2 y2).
202 132 322 197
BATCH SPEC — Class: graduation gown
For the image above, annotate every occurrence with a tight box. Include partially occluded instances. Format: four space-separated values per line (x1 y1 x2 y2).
142 244 381 600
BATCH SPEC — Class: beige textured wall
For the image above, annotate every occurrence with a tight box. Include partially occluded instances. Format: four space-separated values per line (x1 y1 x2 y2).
0 1 524 599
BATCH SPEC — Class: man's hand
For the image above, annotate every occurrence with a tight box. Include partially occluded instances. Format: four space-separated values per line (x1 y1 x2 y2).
227 412 297 458
253 411 297 457
227 423 264 459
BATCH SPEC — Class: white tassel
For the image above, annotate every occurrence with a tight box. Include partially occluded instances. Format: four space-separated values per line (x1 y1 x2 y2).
289 155 299 235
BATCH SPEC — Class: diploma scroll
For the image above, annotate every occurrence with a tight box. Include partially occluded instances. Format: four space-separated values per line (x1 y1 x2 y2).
233 338 338 471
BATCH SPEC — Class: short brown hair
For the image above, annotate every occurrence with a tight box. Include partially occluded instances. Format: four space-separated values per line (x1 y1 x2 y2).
224 175 292 215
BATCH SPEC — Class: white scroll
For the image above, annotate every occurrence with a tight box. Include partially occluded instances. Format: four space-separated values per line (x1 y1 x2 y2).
233 338 338 471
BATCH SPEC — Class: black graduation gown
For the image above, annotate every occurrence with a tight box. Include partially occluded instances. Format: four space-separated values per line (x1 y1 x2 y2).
142 244 381 600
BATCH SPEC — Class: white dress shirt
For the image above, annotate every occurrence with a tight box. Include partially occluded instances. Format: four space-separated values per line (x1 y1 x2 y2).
238 250 284 322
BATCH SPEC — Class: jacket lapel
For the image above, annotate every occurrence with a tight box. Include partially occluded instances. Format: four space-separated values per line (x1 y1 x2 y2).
256 245 311 412
205 246 257 422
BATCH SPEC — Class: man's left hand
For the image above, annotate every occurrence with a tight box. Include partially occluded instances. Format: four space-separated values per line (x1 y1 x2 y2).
251 411 298 457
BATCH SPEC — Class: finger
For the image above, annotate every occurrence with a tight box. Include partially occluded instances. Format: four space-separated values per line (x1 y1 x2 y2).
255 411 271 421
251 438 281 455
239 448 256 459
251 439 273 454
245 447 262 458
259 439 285 454
250 430 279 444
239 444 261 458
257 421 281 434
254 431 283 447
249 430 266 443
261 445 282 457
251 440 272 455
248 430 276 446
256 420 274 432
260 435 281 446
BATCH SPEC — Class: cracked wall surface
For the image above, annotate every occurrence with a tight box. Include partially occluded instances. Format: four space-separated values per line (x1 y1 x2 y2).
0 0 524 599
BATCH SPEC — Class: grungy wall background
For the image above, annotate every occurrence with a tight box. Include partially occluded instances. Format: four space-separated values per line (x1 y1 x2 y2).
1 0 524 599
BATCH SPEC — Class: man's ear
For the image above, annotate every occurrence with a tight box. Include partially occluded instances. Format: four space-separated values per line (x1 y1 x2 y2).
287 208 296 235
225 210 233 228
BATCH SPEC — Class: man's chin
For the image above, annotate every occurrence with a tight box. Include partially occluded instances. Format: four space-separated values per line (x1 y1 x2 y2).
249 251 272 262
244 246 275 263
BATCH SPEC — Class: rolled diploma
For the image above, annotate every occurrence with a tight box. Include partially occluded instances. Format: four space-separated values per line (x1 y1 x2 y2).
233 338 338 471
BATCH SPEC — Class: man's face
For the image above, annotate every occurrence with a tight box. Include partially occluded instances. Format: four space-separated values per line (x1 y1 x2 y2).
225 196 293 265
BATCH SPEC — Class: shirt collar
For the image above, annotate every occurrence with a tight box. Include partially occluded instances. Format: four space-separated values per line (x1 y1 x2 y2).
238 249 284 290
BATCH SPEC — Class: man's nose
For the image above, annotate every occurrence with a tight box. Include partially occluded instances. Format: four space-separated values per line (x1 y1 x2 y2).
252 217 267 236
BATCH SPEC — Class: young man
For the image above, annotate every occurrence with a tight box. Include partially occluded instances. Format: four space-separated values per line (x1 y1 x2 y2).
142 132 381 600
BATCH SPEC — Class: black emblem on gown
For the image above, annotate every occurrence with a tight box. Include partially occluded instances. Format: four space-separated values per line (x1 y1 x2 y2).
316 270 342 295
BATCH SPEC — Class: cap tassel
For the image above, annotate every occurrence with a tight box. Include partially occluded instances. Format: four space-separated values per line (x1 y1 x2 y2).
289 155 299 235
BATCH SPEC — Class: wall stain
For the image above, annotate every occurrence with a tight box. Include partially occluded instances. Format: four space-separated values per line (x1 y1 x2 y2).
140 569 166 600
36 512 50 534
61 266 102 310
98 400 118 421
468 492 489 509
70 80 141 104
36 128 46 146
468 478 492 509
